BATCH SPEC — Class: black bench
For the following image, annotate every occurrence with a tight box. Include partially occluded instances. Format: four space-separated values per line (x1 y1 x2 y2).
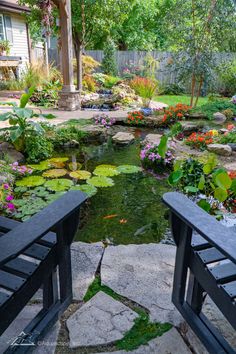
163 192 236 354
0 190 87 353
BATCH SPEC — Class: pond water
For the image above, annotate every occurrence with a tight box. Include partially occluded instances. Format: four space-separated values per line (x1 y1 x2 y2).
71 139 171 245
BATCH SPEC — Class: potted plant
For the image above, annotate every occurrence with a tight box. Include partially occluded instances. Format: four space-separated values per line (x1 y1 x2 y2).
0 40 10 56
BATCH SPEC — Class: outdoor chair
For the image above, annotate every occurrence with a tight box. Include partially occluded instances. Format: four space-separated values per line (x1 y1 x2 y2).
163 191 236 354
0 191 87 353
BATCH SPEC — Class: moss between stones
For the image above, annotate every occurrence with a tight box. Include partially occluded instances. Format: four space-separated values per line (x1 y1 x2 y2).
83 276 172 351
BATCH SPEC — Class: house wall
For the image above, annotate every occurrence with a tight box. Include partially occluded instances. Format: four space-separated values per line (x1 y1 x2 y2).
9 13 29 64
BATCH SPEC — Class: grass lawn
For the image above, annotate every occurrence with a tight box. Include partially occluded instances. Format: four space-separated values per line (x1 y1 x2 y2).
154 95 209 107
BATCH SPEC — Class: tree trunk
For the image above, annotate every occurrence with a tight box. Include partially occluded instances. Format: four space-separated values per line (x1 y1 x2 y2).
190 73 196 107
194 77 203 108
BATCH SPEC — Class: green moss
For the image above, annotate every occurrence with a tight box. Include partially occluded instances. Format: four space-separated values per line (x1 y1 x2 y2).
83 275 122 302
116 312 172 351
84 276 172 351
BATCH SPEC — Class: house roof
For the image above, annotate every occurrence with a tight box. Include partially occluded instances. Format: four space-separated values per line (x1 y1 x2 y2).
0 0 30 14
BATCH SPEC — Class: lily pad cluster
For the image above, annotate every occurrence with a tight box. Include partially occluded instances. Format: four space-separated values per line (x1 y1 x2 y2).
13 159 142 221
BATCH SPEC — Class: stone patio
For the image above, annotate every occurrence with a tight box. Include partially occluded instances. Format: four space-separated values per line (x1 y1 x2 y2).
2 241 235 353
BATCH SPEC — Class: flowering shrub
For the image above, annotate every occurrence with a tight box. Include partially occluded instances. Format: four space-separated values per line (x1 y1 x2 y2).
93 114 116 128
0 183 15 214
140 143 174 173
127 111 144 125
162 103 191 126
185 131 214 150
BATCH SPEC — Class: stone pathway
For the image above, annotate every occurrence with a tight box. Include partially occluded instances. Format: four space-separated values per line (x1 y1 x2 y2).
1 241 236 353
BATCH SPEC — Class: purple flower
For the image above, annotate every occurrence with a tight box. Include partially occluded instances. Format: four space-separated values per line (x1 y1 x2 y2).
6 203 15 210
6 195 14 201
3 184 9 190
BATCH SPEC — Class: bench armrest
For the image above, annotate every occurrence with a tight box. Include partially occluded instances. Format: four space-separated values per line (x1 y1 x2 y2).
163 192 236 264
0 191 87 266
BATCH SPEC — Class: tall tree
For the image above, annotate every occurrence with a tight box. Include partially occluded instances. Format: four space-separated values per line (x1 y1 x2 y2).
165 0 236 106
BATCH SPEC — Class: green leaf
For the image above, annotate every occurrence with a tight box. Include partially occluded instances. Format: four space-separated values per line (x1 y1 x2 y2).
70 184 97 197
10 127 23 142
41 113 56 119
87 176 114 187
28 161 50 171
0 112 11 121
43 169 68 178
214 172 232 190
197 199 211 213
69 170 92 180
158 135 168 158
230 179 236 194
184 186 199 193
117 165 142 174
45 179 73 192
198 175 205 190
20 86 35 108
168 170 183 185
94 166 120 177
16 176 45 187
214 187 228 202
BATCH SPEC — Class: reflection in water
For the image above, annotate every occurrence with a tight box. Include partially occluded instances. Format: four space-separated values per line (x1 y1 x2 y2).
75 141 171 245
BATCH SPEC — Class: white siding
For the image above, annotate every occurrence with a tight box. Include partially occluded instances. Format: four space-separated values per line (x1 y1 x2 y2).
10 13 29 64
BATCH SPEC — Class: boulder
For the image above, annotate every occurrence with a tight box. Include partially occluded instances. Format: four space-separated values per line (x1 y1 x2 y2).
143 133 162 146
181 121 202 133
0 142 25 163
228 143 236 152
207 143 232 156
112 132 135 145
213 112 227 124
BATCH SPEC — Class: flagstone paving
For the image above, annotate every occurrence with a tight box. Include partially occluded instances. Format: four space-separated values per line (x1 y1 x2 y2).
67 291 138 348
2 242 236 353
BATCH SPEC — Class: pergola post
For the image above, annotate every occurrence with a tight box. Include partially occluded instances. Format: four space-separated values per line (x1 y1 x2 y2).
54 0 80 111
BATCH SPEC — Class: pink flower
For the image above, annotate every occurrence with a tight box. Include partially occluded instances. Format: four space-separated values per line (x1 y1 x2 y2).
6 203 15 210
6 195 14 201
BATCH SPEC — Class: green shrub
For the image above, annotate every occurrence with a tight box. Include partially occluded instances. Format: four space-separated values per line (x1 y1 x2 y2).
30 80 61 107
217 59 236 97
51 126 86 149
129 77 158 107
159 83 185 95
25 134 53 163
193 99 236 120
102 38 118 76
103 75 121 89
219 131 236 144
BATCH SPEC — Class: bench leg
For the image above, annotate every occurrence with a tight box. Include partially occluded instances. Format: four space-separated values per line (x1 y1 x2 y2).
43 268 59 310
186 272 205 315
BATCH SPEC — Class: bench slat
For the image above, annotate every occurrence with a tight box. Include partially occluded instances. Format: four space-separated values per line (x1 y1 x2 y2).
197 248 226 264
3 257 38 277
191 233 210 250
0 291 11 306
0 270 26 291
221 281 236 299
23 243 51 261
209 262 236 282
39 232 57 247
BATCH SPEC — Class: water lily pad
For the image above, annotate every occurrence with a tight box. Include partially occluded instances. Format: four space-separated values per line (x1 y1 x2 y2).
14 186 28 193
117 165 142 174
69 170 91 180
16 176 46 187
70 184 97 197
45 179 73 192
93 166 120 177
95 164 117 170
46 192 66 202
43 169 68 178
87 176 114 187
28 160 50 171
68 162 82 171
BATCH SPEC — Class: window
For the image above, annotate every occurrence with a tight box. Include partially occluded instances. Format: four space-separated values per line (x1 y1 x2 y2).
0 14 5 41
0 15 13 43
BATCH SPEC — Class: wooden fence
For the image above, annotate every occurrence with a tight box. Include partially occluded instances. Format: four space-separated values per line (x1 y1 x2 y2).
47 49 236 91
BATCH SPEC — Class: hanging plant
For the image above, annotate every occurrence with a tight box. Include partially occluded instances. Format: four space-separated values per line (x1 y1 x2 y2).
36 0 55 35
45 179 73 192
70 184 97 197
15 176 46 187
43 168 68 178
87 176 114 188
69 170 91 180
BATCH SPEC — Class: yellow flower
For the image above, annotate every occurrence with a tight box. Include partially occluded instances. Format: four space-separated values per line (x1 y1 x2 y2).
209 129 218 136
